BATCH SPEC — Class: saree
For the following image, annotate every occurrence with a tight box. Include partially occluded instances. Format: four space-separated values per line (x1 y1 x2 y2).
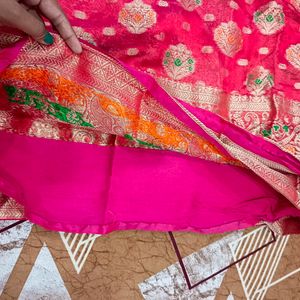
0 0 300 235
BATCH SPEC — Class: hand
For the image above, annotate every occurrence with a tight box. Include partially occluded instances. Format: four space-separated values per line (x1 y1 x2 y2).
0 0 82 54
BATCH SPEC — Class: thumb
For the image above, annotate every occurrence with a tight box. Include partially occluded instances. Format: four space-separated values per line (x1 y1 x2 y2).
1 1 54 45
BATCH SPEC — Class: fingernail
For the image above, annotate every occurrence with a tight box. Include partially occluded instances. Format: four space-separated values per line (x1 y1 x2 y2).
43 32 54 45
73 41 83 54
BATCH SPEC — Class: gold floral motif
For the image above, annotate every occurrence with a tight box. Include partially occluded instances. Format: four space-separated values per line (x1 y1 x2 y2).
118 0 157 34
213 21 243 57
265 121 300 160
229 93 300 161
73 27 97 46
229 94 271 136
0 34 229 164
1 32 300 214
263 94 300 160
253 1 285 35
72 129 96 144
285 43 300 70
29 120 60 139
0 33 21 48
0 111 11 130
163 44 195 80
246 66 274 96
157 77 221 109
174 98 299 206
176 0 202 11
83 93 128 136
290 0 300 12
155 75 300 164
102 27 116 37
229 94 271 112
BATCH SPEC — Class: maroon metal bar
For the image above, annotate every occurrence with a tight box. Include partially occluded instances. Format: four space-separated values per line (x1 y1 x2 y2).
168 227 276 290
0 220 27 234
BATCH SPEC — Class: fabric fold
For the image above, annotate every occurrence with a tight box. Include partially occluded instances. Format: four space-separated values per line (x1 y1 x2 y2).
0 0 300 234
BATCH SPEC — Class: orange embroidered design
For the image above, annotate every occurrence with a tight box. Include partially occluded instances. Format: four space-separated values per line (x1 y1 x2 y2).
213 21 243 57
118 0 157 34
285 44 300 70
0 67 229 163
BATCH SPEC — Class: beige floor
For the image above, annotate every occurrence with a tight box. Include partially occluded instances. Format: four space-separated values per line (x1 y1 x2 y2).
0 222 300 300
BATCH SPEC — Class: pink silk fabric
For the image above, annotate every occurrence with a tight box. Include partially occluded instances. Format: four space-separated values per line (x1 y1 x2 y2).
0 0 300 234
1 130 300 234
61 0 300 99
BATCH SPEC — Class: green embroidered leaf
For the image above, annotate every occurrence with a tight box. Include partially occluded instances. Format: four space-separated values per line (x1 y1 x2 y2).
4 85 93 128
124 134 161 149
283 125 289 132
124 134 134 140
265 14 274 22
174 58 183 66
262 129 271 137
